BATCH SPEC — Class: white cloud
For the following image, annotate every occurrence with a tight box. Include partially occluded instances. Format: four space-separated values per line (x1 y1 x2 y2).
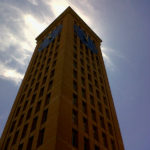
101 46 117 71
45 0 91 25
0 63 24 84
27 0 38 6
0 2 50 83
23 14 48 51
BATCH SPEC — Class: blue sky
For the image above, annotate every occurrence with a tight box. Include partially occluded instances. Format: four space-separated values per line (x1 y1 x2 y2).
0 0 150 150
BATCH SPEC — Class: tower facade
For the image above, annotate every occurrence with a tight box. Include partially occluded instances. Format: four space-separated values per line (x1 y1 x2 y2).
0 7 124 150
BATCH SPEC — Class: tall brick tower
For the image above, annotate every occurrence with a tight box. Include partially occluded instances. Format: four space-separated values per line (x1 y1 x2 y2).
0 7 124 150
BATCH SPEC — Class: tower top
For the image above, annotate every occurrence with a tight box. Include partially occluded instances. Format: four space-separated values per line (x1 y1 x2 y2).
36 6 102 43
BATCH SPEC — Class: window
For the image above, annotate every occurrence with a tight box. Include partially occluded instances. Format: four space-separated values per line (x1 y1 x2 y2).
108 123 113 135
54 52 58 59
4 137 10 150
36 62 40 68
26 136 34 150
72 129 78 148
40 64 44 70
96 90 100 99
12 130 19 145
80 43 83 49
91 109 96 122
74 38 77 44
41 109 48 124
82 101 87 114
39 87 44 97
42 56 46 62
10 120 16 133
31 78 35 86
95 80 99 88
73 60 77 68
49 51 52 57
84 137 89 150
86 48 89 55
103 96 108 106
89 84 93 93
82 88 86 98
37 128 45 147
81 77 85 85
101 86 105 94
87 65 90 72
83 117 88 133
100 116 105 129
90 95 95 106
42 76 47 85
19 94 25 104
48 80 53 90
31 94 36 104
24 84 28 92
26 108 32 120
74 53 77 59
50 69 55 78
73 70 77 79
73 81 77 92
15 107 21 117
111 139 116 150
21 124 28 139
18 114 24 126
27 74 31 81
86 57 89 63
47 58 51 64
102 132 108 148
23 100 28 111
95 145 100 150
37 72 42 80
27 88 32 97
73 94 78 106
93 63 96 69
72 110 78 125
31 117 38 132
100 77 103 83
88 74 92 81
74 45 77 50
80 58 84 65
45 66 49 74
93 71 97 78
45 93 51 106
81 67 85 74
18 144 23 150
93 126 98 141
105 108 110 119
35 101 41 113
52 60 56 67
98 102 103 113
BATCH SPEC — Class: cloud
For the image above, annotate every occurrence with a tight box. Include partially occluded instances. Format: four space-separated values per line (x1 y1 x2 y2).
0 63 24 84
101 46 118 71
27 0 38 6
0 0 50 84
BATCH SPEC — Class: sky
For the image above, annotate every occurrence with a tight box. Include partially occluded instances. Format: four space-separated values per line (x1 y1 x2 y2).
0 0 150 150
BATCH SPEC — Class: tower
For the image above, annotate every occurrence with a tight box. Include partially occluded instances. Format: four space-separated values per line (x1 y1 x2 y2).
0 7 124 150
